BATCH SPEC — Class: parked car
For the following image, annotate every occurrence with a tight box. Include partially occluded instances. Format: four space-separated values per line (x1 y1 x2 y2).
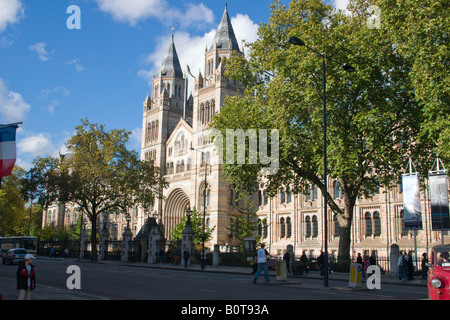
427 244 450 300
2 248 28 265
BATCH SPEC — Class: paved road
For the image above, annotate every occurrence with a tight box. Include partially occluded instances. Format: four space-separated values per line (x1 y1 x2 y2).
0 258 428 301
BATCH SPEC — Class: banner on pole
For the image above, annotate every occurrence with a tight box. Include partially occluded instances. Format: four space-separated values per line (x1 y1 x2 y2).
402 174 423 230
429 173 450 231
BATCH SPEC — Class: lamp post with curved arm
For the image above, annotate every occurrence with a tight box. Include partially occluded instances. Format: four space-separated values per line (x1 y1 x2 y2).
288 36 355 287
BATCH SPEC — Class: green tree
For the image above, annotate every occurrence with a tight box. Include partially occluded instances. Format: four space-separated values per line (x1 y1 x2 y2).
212 0 433 260
0 166 28 236
23 118 167 260
379 0 449 162
171 207 215 245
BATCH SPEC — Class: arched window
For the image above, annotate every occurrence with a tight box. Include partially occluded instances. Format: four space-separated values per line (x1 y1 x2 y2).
286 187 292 203
280 217 285 238
286 217 292 238
374 211 381 237
306 185 311 201
365 212 373 237
333 181 340 199
312 216 318 238
280 188 286 203
258 190 263 206
305 216 311 238
312 185 318 201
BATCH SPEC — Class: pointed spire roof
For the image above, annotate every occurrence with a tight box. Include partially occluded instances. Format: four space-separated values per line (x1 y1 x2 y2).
160 34 183 78
209 4 241 52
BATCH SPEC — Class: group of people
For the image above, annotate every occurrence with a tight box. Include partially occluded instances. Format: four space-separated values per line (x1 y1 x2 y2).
356 252 377 279
158 248 180 266
398 251 429 282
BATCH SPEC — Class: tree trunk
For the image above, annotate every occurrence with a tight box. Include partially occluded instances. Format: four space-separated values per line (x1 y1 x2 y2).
337 190 356 262
90 213 98 261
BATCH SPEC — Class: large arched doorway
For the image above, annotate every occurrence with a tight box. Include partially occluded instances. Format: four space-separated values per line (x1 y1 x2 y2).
163 188 190 239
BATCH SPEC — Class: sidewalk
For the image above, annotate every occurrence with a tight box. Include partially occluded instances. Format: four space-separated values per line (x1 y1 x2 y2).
117 260 427 287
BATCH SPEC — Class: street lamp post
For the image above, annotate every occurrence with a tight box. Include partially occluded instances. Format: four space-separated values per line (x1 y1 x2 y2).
288 36 355 287
190 147 207 270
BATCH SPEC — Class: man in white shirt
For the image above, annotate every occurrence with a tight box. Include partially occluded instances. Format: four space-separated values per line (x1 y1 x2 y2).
253 243 270 284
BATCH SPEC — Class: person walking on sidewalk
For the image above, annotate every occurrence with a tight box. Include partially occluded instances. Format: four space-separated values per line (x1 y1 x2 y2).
183 248 190 268
398 251 407 282
283 250 291 274
16 254 36 300
253 243 270 284
300 251 309 274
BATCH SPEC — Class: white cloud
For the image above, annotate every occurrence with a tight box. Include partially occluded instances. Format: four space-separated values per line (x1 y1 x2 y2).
16 129 72 169
17 133 55 158
67 59 85 72
231 13 260 55
0 78 31 123
94 0 214 28
29 42 52 61
0 0 24 33
95 0 167 26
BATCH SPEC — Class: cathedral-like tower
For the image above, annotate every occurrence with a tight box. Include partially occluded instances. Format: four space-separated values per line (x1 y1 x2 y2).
141 5 243 245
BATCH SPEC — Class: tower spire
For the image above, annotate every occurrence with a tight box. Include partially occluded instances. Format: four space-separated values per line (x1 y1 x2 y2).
160 31 183 78
209 4 241 52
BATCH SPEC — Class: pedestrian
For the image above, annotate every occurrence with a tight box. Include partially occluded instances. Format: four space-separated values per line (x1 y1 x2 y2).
253 243 270 284
183 248 190 268
158 248 164 265
356 252 363 266
421 252 429 282
369 252 377 266
50 247 55 258
16 254 36 300
398 251 407 281
64 248 69 259
283 250 291 274
318 251 325 276
362 255 370 279
300 251 308 274
407 251 415 280
328 253 332 274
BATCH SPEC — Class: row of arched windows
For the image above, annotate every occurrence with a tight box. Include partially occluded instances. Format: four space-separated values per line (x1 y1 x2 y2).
198 100 216 125
166 159 191 174
145 120 159 144
257 181 344 207
144 149 157 161
154 82 184 99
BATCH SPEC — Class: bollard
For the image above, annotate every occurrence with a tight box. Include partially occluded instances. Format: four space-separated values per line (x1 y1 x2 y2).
276 259 287 281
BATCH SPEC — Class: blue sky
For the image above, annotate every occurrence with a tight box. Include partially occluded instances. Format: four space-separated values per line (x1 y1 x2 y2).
0 0 345 170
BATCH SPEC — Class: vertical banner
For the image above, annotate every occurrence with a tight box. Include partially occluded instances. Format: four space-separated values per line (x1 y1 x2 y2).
402 174 423 230
0 125 18 178
429 173 450 231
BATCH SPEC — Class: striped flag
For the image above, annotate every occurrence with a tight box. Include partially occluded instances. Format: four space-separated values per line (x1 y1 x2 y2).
0 124 18 178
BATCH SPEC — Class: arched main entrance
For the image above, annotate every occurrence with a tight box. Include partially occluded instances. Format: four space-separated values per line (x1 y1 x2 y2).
163 188 190 239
